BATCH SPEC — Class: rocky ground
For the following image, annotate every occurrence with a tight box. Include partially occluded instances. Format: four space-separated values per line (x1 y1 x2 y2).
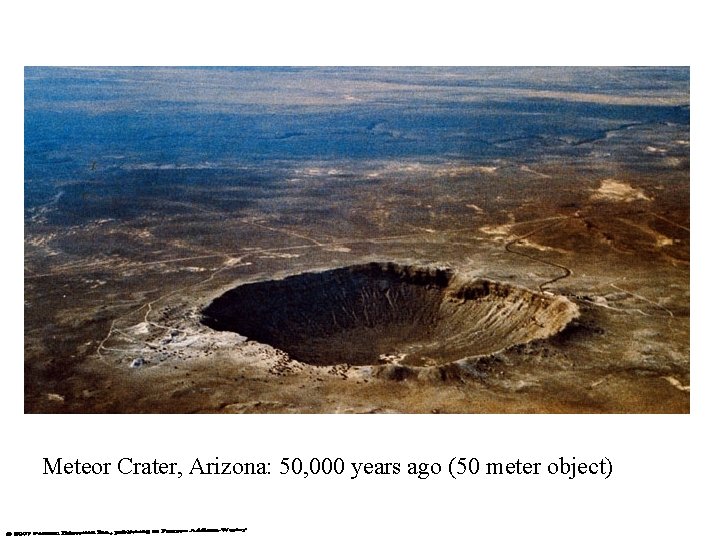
24 157 689 413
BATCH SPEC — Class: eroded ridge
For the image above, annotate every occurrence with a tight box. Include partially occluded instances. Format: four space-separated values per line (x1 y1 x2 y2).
201 262 579 367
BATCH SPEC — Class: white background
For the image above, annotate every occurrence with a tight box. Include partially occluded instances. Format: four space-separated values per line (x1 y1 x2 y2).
3 1 717 538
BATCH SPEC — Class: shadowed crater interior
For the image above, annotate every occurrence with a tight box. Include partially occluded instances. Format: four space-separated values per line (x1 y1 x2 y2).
201 262 579 367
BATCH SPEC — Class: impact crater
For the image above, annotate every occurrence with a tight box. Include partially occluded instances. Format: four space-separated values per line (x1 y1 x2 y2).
201 262 578 367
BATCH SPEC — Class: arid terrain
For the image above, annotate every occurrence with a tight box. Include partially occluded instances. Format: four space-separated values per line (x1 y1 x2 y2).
24 67 689 413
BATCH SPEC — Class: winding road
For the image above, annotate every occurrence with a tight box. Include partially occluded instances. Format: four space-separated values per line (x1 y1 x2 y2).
503 216 574 293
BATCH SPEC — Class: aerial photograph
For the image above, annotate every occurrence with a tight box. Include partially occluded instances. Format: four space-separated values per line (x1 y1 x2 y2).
24 67 689 413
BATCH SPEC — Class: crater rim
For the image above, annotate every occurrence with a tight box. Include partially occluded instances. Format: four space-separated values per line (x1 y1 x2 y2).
200 262 579 368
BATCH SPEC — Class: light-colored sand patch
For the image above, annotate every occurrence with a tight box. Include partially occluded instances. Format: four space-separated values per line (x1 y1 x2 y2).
166 336 202 349
502 88 688 107
466 204 484 214
615 218 675 248
128 322 151 335
515 239 570 254
323 246 352 253
655 235 674 248
27 233 57 247
591 179 651 203
519 165 550 178
663 157 683 167
431 164 499 178
663 376 690 392
379 353 407 365
259 253 301 259
480 223 513 236
224 257 252 267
